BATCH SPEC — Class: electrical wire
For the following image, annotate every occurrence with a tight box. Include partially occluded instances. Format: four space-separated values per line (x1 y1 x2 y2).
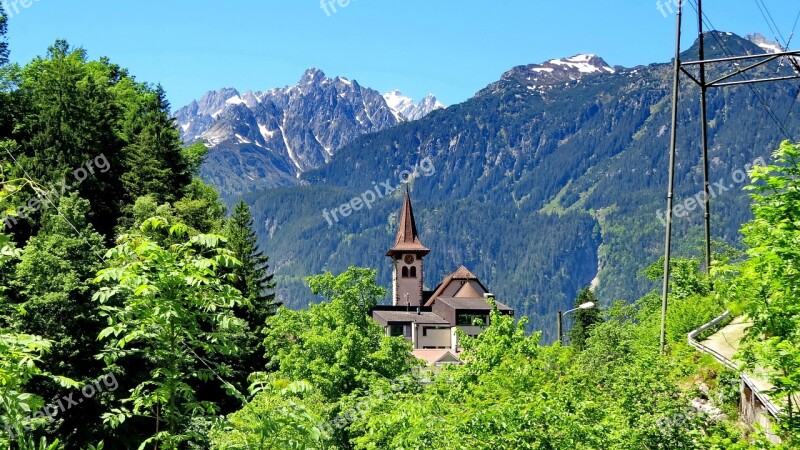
787 8 800 48
686 0 795 140
755 0 787 47
754 0 784 48
750 0 800 140
783 86 800 131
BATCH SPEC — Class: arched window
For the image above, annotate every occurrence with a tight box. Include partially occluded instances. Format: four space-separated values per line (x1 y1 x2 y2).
410 266 417 278
402 267 409 278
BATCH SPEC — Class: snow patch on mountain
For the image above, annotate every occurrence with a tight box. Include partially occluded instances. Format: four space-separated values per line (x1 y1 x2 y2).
382 90 445 121
549 54 616 74
747 33 784 54
480 53 617 97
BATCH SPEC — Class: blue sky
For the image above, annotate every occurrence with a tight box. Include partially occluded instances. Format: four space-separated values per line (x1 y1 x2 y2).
6 0 800 109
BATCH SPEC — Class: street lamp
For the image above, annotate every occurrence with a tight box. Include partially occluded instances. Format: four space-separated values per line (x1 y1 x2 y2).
557 302 595 345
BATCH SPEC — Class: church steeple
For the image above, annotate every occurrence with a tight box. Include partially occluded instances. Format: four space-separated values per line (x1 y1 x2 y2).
386 189 429 257
387 189 428 306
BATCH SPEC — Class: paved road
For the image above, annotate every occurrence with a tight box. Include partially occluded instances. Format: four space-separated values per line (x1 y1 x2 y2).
701 315 751 362
701 316 795 411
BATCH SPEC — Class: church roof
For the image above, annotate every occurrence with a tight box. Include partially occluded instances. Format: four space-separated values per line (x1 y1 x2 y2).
424 266 490 306
386 190 430 257
451 265 479 280
435 297 514 312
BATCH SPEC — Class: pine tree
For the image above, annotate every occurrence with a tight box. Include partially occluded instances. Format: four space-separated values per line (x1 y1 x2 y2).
224 201 278 370
121 85 191 204
0 7 8 67
568 287 602 350
226 201 278 316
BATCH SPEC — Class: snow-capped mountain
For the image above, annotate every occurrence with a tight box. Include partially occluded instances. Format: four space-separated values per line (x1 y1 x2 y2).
383 90 445 121
479 54 616 96
746 33 784 54
175 87 243 143
174 69 406 197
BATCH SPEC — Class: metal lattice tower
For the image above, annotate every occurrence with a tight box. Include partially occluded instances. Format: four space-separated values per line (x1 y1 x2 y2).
659 0 800 352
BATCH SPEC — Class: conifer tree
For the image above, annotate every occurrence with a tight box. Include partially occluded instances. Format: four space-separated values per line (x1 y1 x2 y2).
568 287 602 350
9 194 107 447
0 7 8 67
224 201 278 374
226 201 278 323
121 85 191 204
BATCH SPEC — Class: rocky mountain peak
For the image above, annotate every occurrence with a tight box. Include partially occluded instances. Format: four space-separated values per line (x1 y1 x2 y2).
382 90 445 121
746 33 784 54
300 68 326 85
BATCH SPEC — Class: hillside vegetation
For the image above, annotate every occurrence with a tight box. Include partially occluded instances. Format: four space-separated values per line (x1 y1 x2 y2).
0 13 798 449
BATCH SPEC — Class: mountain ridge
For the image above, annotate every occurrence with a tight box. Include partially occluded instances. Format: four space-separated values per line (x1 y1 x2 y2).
239 31 800 340
174 69 445 199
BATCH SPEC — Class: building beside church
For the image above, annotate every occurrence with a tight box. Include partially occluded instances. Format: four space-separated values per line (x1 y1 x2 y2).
370 190 514 364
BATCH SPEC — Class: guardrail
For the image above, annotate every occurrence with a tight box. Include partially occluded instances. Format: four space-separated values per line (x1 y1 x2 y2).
687 311 783 419
687 310 735 369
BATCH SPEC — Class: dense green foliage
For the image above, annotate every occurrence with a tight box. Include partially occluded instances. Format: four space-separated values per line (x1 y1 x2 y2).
94 218 248 448
567 287 602 350
0 14 276 447
0 7 799 448
721 141 800 442
211 267 412 448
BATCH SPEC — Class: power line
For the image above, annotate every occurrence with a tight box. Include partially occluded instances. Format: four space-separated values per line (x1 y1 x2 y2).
754 0 786 47
784 86 800 130
788 8 800 48
686 0 795 141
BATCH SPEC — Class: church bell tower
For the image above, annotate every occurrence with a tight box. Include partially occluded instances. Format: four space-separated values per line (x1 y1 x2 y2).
386 190 429 307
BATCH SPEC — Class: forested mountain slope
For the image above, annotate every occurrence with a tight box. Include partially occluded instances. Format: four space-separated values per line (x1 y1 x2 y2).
246 32 800 337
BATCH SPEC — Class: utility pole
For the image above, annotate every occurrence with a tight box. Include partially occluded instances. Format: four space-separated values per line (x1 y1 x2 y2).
557 310 563 345
698 0 712 274
660 1 800 353
661 0 684 353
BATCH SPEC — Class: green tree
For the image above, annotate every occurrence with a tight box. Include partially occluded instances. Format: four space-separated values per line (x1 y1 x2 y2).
222 267 412 448
16 41 126 237
11 195 105 373
263 267 411 400
225 201 278 325
568 287 602 350
121 85 191 204
224 201 277 384
730 141 800 439
209 381 328 450
0 231 74 450
173 178 226 233
93 217 248 449
0 8 8 67
8 194 107 446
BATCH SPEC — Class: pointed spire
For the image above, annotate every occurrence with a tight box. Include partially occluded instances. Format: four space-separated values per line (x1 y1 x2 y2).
386 189 429 257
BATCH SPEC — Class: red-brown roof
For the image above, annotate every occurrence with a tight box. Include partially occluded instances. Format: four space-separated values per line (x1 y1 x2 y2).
386 190 430 257
451 265 479 280
424 266 490 306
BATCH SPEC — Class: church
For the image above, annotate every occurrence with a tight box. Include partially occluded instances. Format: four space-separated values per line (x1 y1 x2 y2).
370 190 515 366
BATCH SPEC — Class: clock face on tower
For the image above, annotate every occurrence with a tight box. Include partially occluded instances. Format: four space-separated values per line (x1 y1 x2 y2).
403 254 415 264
